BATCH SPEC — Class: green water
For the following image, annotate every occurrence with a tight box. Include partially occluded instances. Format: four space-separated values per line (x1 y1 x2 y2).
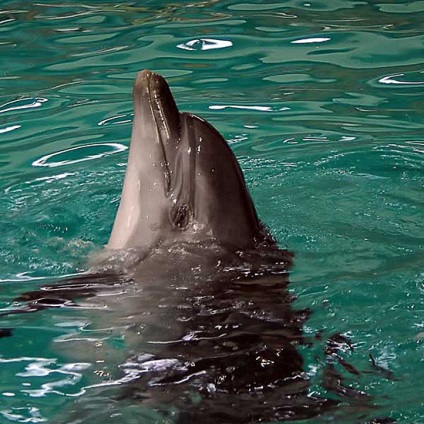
0 0 423 422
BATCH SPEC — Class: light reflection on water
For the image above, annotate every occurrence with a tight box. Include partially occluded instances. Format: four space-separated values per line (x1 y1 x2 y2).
32 143 128 168
177 38 233 51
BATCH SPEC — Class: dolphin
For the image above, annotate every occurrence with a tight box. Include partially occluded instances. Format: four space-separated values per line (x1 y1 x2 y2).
5 71 372 423
108 70 275 253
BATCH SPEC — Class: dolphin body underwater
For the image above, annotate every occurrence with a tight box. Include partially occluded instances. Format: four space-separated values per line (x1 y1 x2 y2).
6 71 374 423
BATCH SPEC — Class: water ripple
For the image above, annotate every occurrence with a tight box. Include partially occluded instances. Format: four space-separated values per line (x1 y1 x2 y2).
0 406 45 423
177 38 233 51
378 72 424 86
32 143 128 168
209 105 273 112
0 98 48 115
291 37 331 44
0 125 21 135
98 113 132 126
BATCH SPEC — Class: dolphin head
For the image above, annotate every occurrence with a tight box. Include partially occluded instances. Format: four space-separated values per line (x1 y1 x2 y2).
108 70 274 251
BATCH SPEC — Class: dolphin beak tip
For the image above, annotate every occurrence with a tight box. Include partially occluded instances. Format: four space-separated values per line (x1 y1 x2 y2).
135 70 152 88
134 70 153 100
134 70 167 95
138 69 152 79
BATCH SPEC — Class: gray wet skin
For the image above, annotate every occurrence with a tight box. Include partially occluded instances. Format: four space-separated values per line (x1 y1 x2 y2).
108 70 271 252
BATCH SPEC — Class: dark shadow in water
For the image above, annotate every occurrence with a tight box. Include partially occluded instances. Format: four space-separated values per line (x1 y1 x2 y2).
0 328 13 338
3 247 389 423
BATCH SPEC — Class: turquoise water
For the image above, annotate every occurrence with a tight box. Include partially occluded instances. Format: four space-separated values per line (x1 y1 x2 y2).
1 0 423 422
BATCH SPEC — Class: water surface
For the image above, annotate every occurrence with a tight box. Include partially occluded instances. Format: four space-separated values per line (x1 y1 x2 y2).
0 1 423 423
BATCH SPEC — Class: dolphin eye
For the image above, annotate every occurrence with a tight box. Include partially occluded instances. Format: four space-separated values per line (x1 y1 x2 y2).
170 204 190 229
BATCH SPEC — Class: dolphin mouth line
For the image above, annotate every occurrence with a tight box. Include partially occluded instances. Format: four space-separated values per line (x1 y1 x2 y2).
146 73 173 195
144 72 196 229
